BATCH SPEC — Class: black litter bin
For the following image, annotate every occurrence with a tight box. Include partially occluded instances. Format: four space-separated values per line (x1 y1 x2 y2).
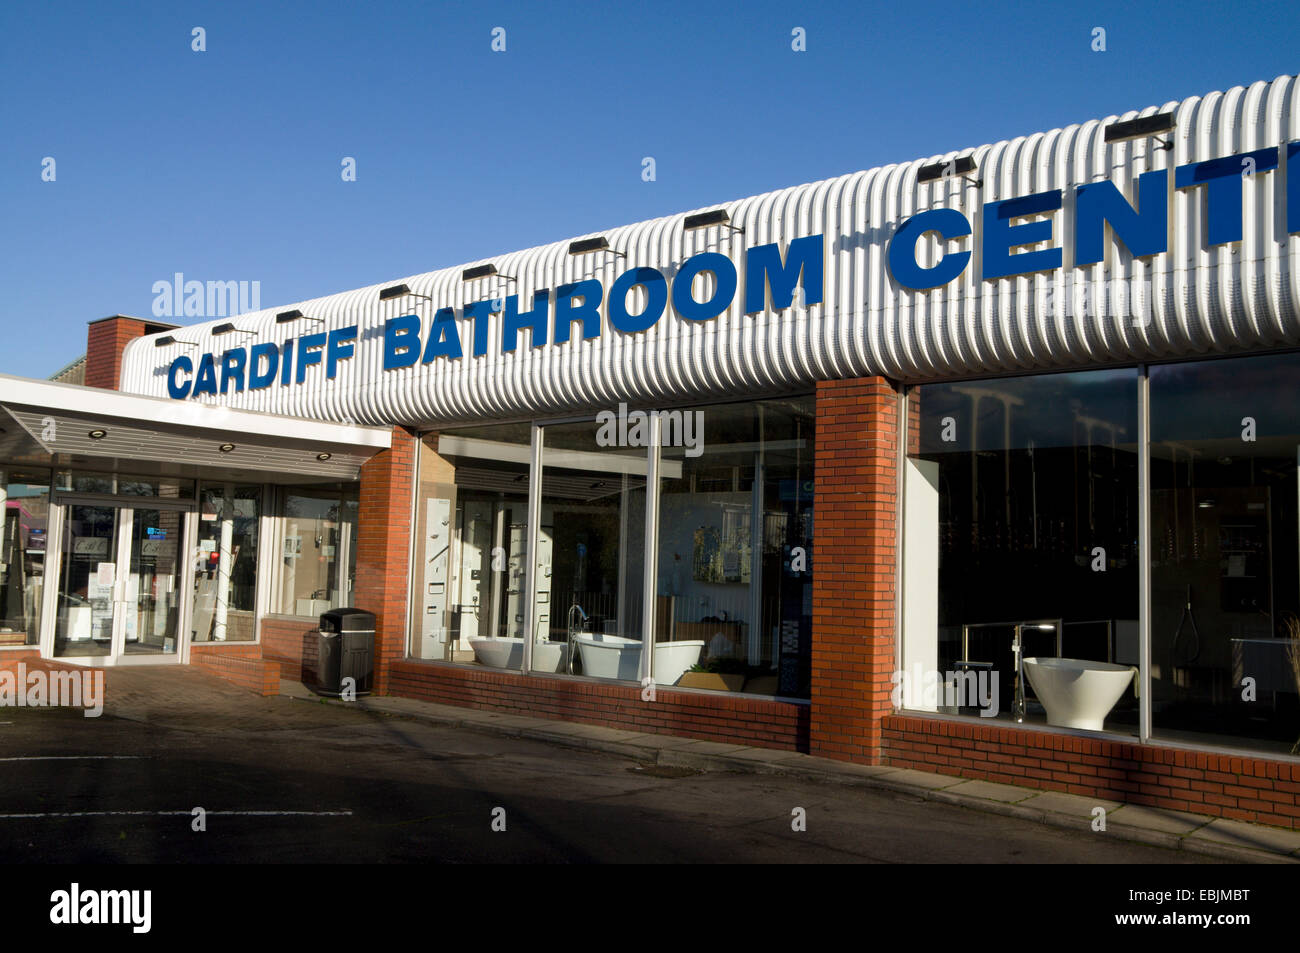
317 608 375 696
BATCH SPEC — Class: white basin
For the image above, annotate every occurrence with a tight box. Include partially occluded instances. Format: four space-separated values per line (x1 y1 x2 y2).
469 637 568 673
575 633 704 684
1023 657 1136 731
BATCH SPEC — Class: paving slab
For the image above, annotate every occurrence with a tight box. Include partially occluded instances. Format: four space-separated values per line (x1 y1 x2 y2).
879 768 965 790
1024 791 1123 817
1187 818 1300 855
1107 804 1211 835
945 779 1037 803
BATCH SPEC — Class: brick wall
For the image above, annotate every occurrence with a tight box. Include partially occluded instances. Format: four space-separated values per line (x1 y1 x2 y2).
85 315 172 390
884 714 1300 830
390 660 809 751
354 426 417 695
259 617 320 683
809 376 900 763
190 643 279 696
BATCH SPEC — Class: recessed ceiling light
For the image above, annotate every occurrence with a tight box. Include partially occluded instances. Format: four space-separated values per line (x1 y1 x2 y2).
219 443 236 453
316 452 332 461
88 429 107 439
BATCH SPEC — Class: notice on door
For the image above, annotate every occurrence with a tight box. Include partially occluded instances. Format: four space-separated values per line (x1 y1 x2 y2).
95 562 115 587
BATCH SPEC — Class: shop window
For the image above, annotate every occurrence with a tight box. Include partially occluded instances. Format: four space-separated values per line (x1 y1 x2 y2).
192 483 261 642
410 423 532 667
657 397 814 698
902 370 1140 733
0 469 51 647
271 484 358 617
1149 353 1300 754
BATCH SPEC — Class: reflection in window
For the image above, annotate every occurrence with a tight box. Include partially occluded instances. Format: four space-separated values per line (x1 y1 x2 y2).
0 470 51 647
903 370 1140 732
272 484 357 616
192 484 260 642
658 398 814 697
1150 353 1300 754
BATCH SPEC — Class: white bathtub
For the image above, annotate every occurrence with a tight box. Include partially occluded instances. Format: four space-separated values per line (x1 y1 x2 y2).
469 637 569 673
575 634 704 685
1023 657 1137 731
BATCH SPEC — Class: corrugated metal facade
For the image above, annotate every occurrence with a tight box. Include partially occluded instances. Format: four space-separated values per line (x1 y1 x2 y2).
120 75 1300 428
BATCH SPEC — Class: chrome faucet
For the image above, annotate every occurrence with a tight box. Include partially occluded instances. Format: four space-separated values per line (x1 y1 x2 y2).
1012 623 1057 723
566 604 589 674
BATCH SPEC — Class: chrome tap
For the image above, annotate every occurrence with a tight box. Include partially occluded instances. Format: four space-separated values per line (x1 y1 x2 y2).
1012 623 1057 723
566 604 588 674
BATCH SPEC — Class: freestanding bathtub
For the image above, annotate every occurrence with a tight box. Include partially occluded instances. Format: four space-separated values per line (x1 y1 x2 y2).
575 633 704 685
1023 657 1137 731
469 637 569 673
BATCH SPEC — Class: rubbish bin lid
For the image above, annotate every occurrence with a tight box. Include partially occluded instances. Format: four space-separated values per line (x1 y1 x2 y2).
319 607 376 632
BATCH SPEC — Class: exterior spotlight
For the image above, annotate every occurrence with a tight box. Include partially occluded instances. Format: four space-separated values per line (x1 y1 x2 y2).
683 209 744 234
379 283 434 303
213 323 256 339
1104 112 1176 150
219 443 236 453
154 335 197 348
917 155 981 187
567 236 626 259
88 429 107 439
462 263 516 282
276 309 324 326
316 452 332 461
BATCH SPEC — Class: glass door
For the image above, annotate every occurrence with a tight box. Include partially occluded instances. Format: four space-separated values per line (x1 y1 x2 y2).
52 504 186 660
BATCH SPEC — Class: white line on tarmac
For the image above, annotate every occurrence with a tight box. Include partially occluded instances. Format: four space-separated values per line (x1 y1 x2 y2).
0 755 146 762
0 810 353 818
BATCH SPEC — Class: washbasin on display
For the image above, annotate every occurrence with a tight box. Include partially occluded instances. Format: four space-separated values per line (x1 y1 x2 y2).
1023 657 1137 731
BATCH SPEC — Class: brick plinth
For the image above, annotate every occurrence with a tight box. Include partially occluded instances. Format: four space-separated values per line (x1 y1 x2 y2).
390 660 809 751
884 714 1300 830
85 315 174 390
353 426 417 695
190 643 279 696
809 376 900 763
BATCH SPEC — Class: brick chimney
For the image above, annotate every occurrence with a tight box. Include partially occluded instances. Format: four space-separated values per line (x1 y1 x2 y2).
85 315 177 390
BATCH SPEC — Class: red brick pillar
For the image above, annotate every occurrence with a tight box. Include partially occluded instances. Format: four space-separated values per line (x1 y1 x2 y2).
353 426 417 695
810 376 900 763
86 315 173 390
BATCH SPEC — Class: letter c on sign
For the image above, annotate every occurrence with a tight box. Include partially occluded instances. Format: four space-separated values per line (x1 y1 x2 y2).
168 355 193 399
888 208 972 291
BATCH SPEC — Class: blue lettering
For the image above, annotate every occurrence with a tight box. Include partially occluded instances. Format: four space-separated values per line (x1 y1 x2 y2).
248 342 279 390
608 268 667 333
422 308 462 361
982 190 1063 280
280 337 293 385
744 235 823 313
1175 147 1278 246
326 325 358 378
383 315 421 370
888 208 973 290
192 353 218 397
464 300 497 358
295 332 326 383
553 280 602 345
502 291 549 352
1289 142 1300 234
673 252 736 322
1075 169 1167 266
167 356 193 399
219 349 247 394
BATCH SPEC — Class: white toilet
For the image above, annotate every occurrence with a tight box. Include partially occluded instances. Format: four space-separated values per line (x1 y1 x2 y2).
1022 657 1136 731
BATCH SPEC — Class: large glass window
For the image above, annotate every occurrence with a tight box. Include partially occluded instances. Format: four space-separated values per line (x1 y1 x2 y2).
1149 352 1300 754
534 419 648 681
903 370 1140 732
410 423 532 667
271 483 357 617
192 483 261 642
0 469 51 647
657 398 814 697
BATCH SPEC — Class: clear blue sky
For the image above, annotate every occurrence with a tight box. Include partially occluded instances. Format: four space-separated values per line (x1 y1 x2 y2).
2 0 1296 377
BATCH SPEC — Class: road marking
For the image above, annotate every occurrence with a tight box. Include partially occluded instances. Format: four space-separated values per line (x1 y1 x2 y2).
0 810 353 818
0 755 146 762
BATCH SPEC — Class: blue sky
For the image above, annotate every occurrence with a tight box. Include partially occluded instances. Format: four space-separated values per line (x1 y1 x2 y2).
2 0 1296 377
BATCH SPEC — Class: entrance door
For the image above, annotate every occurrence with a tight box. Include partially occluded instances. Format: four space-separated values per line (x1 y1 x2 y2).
52 504 186 661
